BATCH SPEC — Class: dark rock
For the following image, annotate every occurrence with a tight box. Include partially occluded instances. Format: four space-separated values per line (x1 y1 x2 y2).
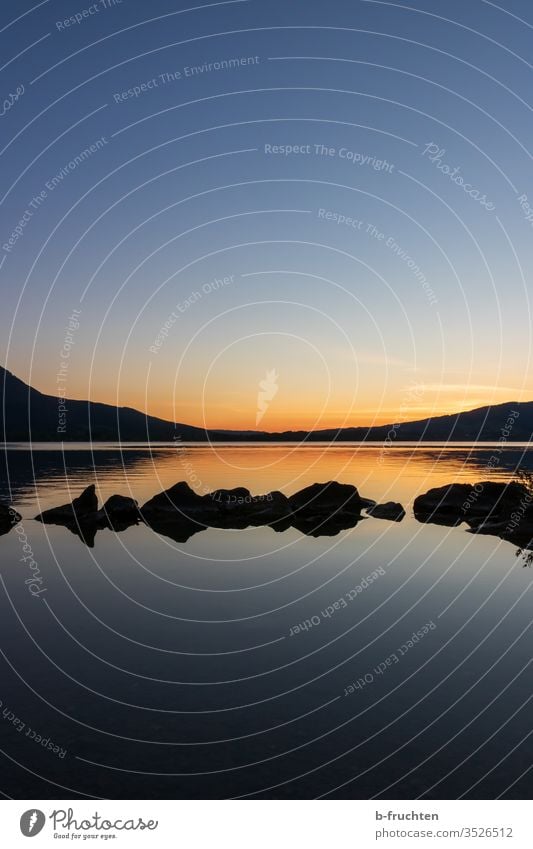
0 503 21 536
248 491 292 527
466 513 533 547
141 481 211 521
141 482 293 532
291 512 365 538
419 513 465 528
140 482 216 539
414 483 473 522
21 479 367 541
209 487 252 508
139 479 375 538
64 521 98 549
35 484 98 525
208 488 292 528
206 488 254 527
29 477 380 544
96 494 140 531
70 484 98 514
414 481 527 526
34 486 141 545
366 501 405 522
288 481 372 536
143 516 206 544
289 481 372 518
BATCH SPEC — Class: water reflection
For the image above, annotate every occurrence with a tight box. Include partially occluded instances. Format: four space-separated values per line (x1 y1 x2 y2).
2 442 532 515
1 444 533 799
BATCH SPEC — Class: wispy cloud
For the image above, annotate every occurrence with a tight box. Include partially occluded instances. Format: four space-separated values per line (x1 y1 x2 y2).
414 383 526 395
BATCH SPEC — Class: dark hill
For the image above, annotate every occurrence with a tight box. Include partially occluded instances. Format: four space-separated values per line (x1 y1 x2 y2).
0 366 206 442
1 366 532 443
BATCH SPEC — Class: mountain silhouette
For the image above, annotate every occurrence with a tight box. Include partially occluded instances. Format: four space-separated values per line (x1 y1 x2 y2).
1 365 532 443
0 366 205 441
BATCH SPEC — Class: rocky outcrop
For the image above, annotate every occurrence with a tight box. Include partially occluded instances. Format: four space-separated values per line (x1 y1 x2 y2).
140 480 374 539
287 481 373 536
142 515 205 544
21 475 533 549
0 503 21 536
288 481 373 516
141 483 292 535
95 494 140 531
413 482 527 525
290 510 366 537
34 485 140 546
366 501 405 522
140 481 208 520
29 479 382 544
209 488 292 528
414 480 533 545
465 507 533 547
35 484 98 525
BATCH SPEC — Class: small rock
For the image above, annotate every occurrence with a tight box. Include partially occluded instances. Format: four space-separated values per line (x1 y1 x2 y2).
366 502 405 522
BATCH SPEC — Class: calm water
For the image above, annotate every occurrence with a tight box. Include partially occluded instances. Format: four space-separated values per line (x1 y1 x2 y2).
1 443 532 799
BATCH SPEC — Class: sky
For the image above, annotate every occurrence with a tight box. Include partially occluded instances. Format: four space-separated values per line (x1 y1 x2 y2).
1 0 532 430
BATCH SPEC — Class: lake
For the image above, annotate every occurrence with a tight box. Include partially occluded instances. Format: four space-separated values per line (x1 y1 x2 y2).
1 442 532 799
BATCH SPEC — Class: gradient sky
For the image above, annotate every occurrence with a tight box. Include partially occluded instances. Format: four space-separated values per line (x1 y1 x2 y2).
1 0 532 430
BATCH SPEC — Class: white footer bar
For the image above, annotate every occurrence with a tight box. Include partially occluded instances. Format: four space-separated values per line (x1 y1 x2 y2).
2 800 529 847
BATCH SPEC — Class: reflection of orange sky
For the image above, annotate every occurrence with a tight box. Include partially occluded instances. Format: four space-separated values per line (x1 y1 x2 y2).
83 444 521 513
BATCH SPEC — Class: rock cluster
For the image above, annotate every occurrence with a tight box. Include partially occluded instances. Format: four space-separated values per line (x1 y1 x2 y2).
35 485 140 547
414 481 533 545
13 476 533 552
3 475 528 553
31 480 403 545
141 480 376 541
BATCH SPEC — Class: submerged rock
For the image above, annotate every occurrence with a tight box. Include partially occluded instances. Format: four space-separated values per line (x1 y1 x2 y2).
0 503 21 536
366 501 405 522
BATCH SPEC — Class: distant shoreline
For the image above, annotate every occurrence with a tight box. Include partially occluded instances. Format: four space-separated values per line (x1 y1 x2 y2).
2 441 533 449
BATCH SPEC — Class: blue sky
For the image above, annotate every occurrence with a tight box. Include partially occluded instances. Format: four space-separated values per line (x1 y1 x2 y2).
1 0 532 428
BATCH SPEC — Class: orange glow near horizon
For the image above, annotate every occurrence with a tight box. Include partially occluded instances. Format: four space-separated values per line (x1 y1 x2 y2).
29 356 532 433
77 387 531 432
